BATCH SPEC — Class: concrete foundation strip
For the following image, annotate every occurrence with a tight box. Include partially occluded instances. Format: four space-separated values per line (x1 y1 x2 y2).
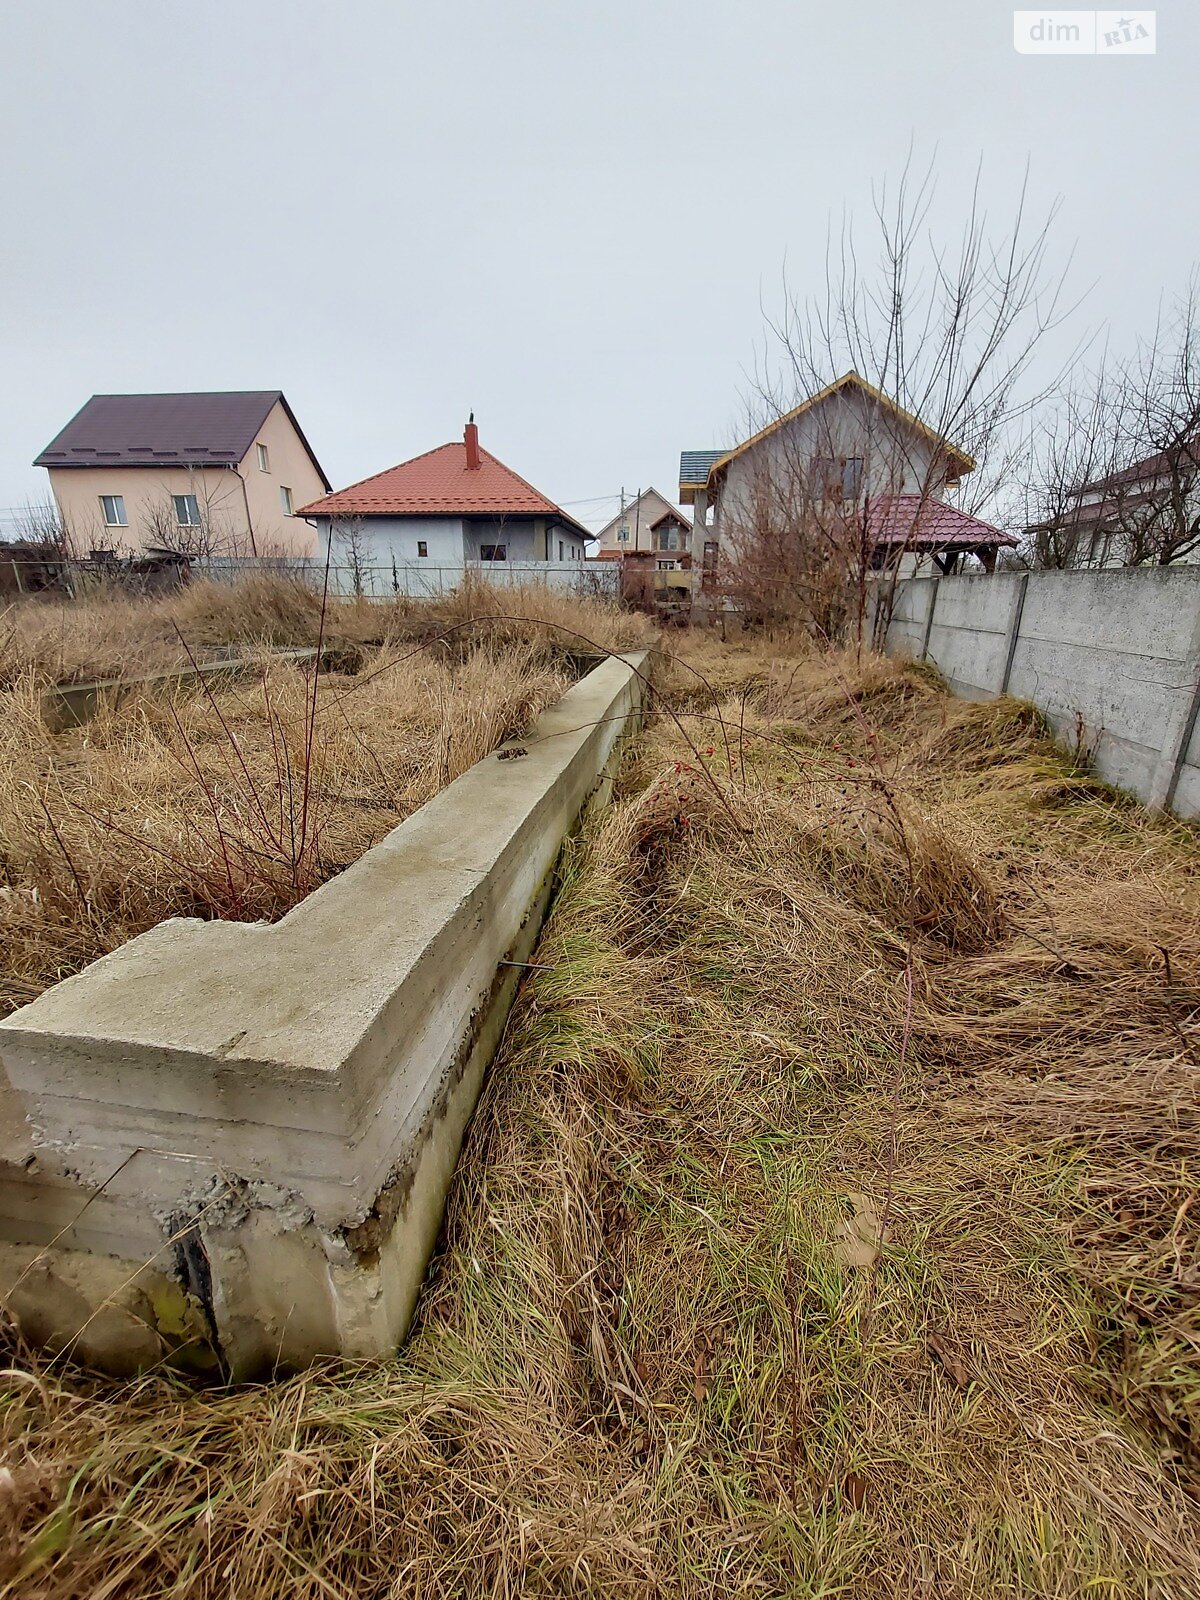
0 651 648 1375
40 645 359 732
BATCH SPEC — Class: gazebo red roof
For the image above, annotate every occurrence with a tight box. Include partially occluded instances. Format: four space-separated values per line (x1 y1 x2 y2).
867 494 1016 550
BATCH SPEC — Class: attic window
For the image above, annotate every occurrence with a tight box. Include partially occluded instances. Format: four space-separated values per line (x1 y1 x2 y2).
257 443 270 472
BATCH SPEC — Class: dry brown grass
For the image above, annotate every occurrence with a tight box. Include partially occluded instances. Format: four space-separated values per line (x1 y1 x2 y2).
3 636 1200 1597
0 574 656 1015
0 572 656 688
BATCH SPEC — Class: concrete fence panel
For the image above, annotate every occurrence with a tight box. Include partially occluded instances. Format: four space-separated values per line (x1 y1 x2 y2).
878 567 1200 817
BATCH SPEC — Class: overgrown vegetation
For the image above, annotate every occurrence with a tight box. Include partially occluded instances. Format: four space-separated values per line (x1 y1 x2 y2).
0 573 653 688
3 632 1199 1597
0 578 654 1014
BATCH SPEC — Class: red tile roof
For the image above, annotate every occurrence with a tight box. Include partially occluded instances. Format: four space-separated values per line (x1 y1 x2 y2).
867 494 1016 550
296 436 587 534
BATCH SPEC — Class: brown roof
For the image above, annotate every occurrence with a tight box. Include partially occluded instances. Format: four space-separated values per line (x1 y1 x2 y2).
1080 437 1200 495
296 435 589 536
867 494 1016 550
34 391 330 488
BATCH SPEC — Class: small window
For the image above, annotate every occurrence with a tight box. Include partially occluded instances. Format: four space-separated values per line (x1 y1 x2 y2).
843 457 864 498
618 524 629 542
558 539 564 561
280 485 293 516
173 494 201 527
257 443 270 472
417 540 428 558
479 543 507 561
99 494 127 527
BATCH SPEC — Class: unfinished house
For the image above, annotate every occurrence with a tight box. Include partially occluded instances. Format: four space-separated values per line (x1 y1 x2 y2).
679 373 1015 604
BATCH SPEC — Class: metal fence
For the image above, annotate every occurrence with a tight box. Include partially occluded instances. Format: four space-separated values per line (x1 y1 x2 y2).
192 557 621 601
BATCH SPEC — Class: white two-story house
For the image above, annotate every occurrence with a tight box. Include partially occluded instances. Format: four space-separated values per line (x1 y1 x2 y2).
679 372 1015 586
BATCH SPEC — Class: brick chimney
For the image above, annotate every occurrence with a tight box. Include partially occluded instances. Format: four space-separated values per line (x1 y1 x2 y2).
464 413 480 470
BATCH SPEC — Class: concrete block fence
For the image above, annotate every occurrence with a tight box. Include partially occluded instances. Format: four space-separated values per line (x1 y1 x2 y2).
877 568 1200 817
0 653 647 1376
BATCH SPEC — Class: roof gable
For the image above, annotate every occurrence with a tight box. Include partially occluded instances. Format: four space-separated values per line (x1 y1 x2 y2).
34 391 330 488
702 373 976 492
595 487 691 542
295 439 588 535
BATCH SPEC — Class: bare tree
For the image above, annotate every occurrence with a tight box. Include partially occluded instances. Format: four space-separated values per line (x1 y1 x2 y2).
332 516 371 596
1023 278 1200 569
137 473 254 559
723 154 1082 641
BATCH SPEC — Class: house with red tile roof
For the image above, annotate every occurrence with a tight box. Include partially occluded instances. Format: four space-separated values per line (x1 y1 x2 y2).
296 420 590 583
679 373 1016 585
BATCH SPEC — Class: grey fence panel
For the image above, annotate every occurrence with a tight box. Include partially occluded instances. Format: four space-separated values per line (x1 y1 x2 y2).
190 557 619 602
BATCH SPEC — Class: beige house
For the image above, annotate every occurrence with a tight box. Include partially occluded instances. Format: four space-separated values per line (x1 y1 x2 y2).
35 391 330 558
593 488 691 559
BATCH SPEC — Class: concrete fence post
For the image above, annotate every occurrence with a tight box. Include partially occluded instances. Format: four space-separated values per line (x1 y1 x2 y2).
999 572 1030 696
1149 605 1200 810
919 579 940 663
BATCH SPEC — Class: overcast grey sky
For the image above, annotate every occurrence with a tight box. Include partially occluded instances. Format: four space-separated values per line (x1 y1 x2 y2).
1 0 1196 531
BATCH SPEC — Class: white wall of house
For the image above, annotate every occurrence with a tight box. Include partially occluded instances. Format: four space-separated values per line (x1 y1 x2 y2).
314 515 465 569
309 514 587 596
712 386 946 543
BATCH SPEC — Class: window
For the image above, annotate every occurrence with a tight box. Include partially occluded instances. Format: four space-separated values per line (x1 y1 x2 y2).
99 494 127 527
479 543 506 561
257 443 270 472
809 455 864 502
558 539 564 561
703 540 719 569
280 485 294 516
417 540 428 557
618 523 630 543
173 494 201 527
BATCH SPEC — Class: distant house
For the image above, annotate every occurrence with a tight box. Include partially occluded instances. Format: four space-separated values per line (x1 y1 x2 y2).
1027 438 1200 569
594 488 691 559
35 391 329 559
679 372 1015 586
297 420 591 582
594 488 694 612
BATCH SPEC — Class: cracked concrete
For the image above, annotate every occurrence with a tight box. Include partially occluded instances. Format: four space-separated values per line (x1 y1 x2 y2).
0 652 646 1375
